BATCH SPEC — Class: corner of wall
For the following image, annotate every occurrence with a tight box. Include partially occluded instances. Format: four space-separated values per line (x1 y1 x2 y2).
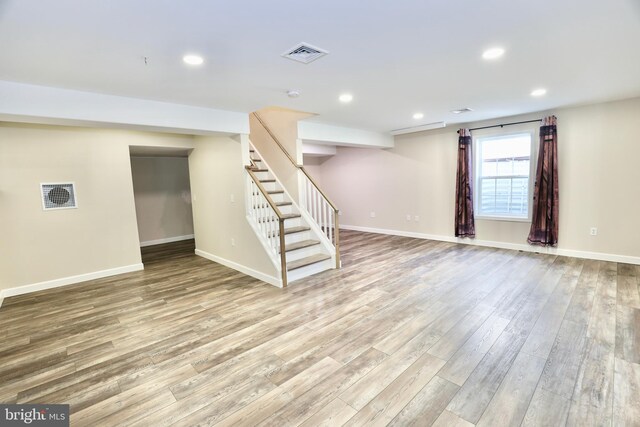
189 134 280 285
195 249 282 288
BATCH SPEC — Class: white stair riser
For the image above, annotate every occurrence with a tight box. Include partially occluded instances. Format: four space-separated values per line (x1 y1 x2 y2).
269 193 285 203
284 231 313 245
255 215 302 228
283 217 303 228
248 143 335 283
284 245 327 263
260 182 279 192
288 259 334 282
278 205 295 215
253 170 271 179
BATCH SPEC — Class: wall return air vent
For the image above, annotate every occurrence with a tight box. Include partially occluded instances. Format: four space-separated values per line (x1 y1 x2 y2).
281 43 328 64
41 183 77 210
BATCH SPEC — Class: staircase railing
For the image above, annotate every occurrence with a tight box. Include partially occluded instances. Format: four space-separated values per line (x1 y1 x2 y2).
245 166 288 287
252 112 340 269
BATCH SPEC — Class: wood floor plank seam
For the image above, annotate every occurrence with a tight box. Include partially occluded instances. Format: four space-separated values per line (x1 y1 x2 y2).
1 233 637 426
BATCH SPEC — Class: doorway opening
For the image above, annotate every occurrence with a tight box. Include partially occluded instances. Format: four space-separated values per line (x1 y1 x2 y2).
129 146 195 265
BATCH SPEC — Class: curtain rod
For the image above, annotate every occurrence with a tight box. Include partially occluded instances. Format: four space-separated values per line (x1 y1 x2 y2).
458 119 542 133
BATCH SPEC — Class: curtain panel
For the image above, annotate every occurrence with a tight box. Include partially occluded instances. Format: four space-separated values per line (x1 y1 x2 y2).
528 115 559 246
455 128 475 238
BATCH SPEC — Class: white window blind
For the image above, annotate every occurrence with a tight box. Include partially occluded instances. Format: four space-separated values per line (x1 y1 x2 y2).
475 132 533 219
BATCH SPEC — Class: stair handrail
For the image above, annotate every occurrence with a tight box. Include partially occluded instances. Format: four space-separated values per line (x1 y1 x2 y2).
245 166 288 287
252 112 340 269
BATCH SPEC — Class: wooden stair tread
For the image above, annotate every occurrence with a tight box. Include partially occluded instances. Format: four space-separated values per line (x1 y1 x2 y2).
260 179 276 183
252 168 268 172
258 213 300 223
287 253 332 271
268 226 310 237
280 239 321 253
267 190 284 194
250 158 262 162
284 226 310 235
253 201 293 209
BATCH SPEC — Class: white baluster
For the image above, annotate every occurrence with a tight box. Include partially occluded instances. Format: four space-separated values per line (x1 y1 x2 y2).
313 190 317 225
317 192 321 229
318 199 326 233
329 205 333 244
324 202 328 239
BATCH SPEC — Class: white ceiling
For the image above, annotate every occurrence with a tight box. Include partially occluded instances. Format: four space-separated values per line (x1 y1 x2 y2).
1 0 639 132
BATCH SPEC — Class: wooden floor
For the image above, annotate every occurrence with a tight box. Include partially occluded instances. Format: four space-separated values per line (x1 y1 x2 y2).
1 230 639 426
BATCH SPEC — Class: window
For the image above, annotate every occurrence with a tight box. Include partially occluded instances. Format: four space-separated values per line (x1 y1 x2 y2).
475 132 533 220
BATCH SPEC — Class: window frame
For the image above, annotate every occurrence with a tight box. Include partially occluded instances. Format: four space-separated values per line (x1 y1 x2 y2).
473 128 537 222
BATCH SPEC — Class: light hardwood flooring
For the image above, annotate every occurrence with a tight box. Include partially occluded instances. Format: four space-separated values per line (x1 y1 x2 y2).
1 230 639 426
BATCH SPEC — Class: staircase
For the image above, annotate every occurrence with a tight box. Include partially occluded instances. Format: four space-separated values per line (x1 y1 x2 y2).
246 146 336 286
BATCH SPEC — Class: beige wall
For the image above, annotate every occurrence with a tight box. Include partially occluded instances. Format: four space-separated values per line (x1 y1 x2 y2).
0 122 281 293
189 135 278 280
131 156 194 244
314 97 640 260
301 155 326 186
255 107 312 161
250 108 314 204
0 123 195 291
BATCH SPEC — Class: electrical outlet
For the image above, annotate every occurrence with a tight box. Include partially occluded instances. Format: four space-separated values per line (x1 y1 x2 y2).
370 211 376 218
406 214 411 221
231 238 236 246
414 215 420 222
230 194 235 203
590 227 598 236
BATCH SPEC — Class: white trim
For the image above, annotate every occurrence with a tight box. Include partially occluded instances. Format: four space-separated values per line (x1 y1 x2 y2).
195 249 282 288
475 215 531 223
340 224 640 265
140 234 194 247
0 263 145 301
0 293 4 309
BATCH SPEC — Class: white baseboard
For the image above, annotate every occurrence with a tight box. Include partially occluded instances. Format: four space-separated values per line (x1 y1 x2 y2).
0 263 145 306
140 234 194 247
341 224 640 265
195 249 282 288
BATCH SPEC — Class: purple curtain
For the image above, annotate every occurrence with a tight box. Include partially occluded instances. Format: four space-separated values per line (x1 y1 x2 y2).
528 116 559 246
455 128 475 238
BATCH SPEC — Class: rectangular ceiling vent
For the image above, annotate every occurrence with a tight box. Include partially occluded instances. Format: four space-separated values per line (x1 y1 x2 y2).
282 43 328 64
41 182 78 210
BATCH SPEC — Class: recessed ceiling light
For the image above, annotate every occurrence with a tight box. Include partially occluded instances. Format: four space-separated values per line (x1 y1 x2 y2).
531 88 547 97
183 54 204 65
339 93 353 103
287 90 300 98
413 113 424 120
482 47 505 60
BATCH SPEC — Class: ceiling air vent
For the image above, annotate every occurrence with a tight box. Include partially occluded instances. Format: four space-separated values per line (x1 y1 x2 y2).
281 43 328 64
41 183 77 210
